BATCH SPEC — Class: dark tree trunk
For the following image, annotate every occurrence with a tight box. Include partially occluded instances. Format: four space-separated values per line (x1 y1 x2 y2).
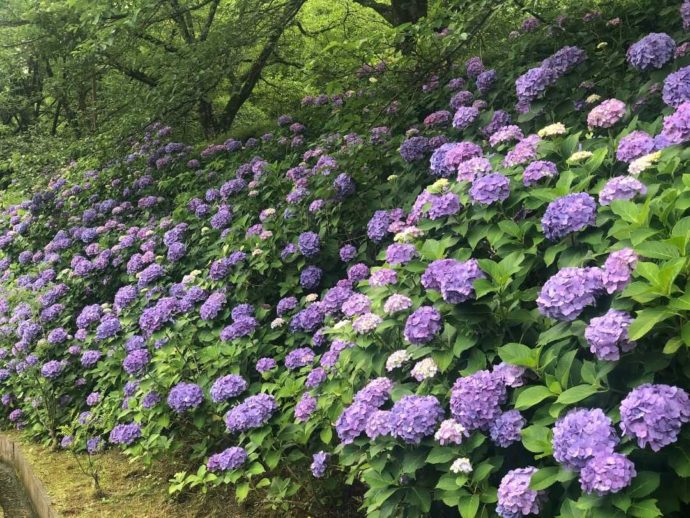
198 98 217 137
217 0 306 131
391 0 428 25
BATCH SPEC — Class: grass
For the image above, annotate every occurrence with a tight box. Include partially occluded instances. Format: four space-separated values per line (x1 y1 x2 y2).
2 430 256 518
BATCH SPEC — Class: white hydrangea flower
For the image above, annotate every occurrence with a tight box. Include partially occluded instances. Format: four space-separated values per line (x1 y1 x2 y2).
427 178 449 194
305 293 319 302
270 318 285 329
450 457 473 474
567 150 593 163
385 350 411 371
394 226 424 243
251 248 263 257
628 151 661 175
537 123 566 138
334 319 350 329
411 357 438 381
387 175 399 182
586 94 602 104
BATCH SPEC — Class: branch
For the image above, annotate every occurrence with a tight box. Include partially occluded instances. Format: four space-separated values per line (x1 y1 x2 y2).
0 19 30 27
271 53 303 68
135 32 178 52
199 0 220 41
104 56 159 87
512 0 547 23
350 0 393 24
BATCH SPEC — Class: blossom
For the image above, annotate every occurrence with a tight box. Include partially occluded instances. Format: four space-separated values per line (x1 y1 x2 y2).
435 419 468 445
399 136 430 162
310 451 329 478
385 243 417 265
537 267 603 321
256 357 277 373
620 384 690 451
567 150 593 163
385 350 411 372
515 66 558 103
352 312 382 334
541 193 596 240
295 393 318 422
579 454 636 495
601 248 637 294
450 370 506 431
452 107 480 130
469 173 510 205
285 347 315 370
523 160 558 186
537 123 566 138
336 401 374 444
493 363 526 388
390 395 444 444
210 375 248 402
411 358 438 381
450 458 473 474
629 151 662 174
552 408 618 470
404 306 442 344
167 382 204 413
300 266 322 290
489 410 526 447
383 294 413 315
109 423 141 445
225 394 277 432
457 157 492 182
584 310 636 361
587 99 626 129
489 125 524 147
496 467 544 518
207 447 247 472
627 32 676 71
421 258 485 303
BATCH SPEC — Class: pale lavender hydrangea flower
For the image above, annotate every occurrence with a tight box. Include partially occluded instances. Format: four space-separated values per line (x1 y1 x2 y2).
450 370 506 431
523 160 558 186
295 393 317 422
552 408 618 470
496 467 544 518
602 248 637 294
404 306 442 344
310 451 329 477
452 107 480 130
620 384 690 451
537 267 603 321
365 410 392 439
390 395 444 444
490 410 526 447
383 294 413 314
542 193 596 240
599 176 647 205
587 99 626 129
434 419 468 445
421 258 485 304
661 101 690 144
469 173 510 205
584 310 635 361
579 454 636 495
663 66 690 108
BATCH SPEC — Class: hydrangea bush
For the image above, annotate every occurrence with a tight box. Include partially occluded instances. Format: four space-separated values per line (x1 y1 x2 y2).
1 1 690 517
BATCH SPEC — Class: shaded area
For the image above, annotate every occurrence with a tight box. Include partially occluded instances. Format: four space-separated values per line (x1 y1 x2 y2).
0 461 36 518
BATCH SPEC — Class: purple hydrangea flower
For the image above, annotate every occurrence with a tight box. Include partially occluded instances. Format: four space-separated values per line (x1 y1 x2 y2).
450 370 506 431
552 408 619 470
369 268 397 287
300 266 322 290
339 245 357 262
496 467 544 518
390 395 444 444
399 136 430 162
470 173 510 205
602 248 637 294
256 357 277 373
310 451 329 478
584 310 635 361
207 447 247 472
404 306 442 344
81 350 102 368
354 377 393 408
167 382 204 413
523 160 558 186
620 384 690 451
537 267 603 321
452 107 480 130
109 423 141 445
490 410 526 447
663 65 690 108
295 393 317 422
542 193 596 240
579 454 636 495
285 347 315 370
661 101 690 144
616 131 655 162
587 99 626 129
385 243 418 265
123 349 150 375
306 367 327 388
336 401 374 444
224 394 277 432
627 32 676 71
542 46 586 75
421 258 484 303
200 291 226 320
515 66 558 103
210 375 247 402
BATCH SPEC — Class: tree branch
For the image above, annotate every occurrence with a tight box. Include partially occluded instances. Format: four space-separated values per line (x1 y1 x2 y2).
199 0 221 41
350 0 393 24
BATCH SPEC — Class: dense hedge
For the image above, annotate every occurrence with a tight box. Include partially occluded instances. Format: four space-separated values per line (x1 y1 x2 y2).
2 1 690 517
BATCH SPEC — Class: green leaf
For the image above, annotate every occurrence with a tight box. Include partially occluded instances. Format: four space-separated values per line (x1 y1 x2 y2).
628 307 674 340
458 494 480 518
497 342 538 368
635 241 680 260
521 425 552 455
235 481 250 502
515 386 555 410
529 466 576 490
629 499 662 518
629 472 660 499
669 446 690 477
556 384 599 405
426 447 457 464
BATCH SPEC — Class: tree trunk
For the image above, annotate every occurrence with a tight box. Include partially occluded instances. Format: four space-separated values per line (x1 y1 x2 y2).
217 0 306 131
198 98 217 137
391 0 428 25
